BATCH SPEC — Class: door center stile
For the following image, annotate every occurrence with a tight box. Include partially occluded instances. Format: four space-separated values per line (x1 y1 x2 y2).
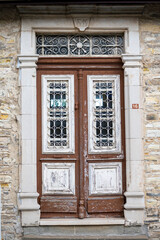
77 69 86 219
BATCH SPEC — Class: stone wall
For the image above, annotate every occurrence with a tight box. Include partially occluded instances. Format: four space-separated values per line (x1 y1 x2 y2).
140 18 160 239
0 7 22 240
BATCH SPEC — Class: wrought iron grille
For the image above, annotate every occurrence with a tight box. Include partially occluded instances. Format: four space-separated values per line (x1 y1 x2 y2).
47 80 69 149
93 80 116 149
36 34 124 56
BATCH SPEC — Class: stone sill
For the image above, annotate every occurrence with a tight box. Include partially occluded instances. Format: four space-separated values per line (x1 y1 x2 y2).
40 218 125 226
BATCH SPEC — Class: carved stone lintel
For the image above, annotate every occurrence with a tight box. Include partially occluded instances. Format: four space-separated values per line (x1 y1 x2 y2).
73 18 90 32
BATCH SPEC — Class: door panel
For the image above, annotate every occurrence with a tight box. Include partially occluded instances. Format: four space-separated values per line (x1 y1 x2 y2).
87 197 124 213
37 58 125 218
81 69 125 217
42 163 75 195
89 162 122 195
37 69 79 218
41 197 77 213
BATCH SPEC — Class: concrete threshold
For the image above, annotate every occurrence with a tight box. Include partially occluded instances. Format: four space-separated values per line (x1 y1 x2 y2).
23 224 149 240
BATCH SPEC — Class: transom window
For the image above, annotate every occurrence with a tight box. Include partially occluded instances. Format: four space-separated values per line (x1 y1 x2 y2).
36 34 124 56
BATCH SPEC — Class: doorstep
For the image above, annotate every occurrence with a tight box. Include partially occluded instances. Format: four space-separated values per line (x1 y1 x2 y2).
23 222 149 240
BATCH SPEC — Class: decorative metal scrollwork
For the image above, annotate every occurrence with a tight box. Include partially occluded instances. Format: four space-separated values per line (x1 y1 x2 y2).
36 34 124 56
92 36 123 55
93 81 115 148
69 35 90 55
48 80 69 149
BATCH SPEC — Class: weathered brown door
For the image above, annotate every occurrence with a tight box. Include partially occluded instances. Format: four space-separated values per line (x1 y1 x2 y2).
37 58 125 218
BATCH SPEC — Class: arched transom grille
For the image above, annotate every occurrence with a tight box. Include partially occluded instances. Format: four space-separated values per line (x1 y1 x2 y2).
36 35 124 56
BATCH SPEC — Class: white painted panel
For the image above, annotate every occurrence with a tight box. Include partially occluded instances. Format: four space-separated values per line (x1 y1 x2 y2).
89 162 122 195
42 163 75 195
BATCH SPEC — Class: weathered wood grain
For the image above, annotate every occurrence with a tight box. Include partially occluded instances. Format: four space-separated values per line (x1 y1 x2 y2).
87 197 124 213
41 197 77 213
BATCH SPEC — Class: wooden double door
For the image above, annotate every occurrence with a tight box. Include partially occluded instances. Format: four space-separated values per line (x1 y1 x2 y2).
37 58 125 218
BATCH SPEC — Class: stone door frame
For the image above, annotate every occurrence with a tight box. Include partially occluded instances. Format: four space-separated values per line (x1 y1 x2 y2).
17 13 144 226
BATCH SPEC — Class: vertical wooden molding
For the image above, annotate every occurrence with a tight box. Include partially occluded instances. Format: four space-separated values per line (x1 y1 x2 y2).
78 69 85 219
78 69 83 81
79 199 85 219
